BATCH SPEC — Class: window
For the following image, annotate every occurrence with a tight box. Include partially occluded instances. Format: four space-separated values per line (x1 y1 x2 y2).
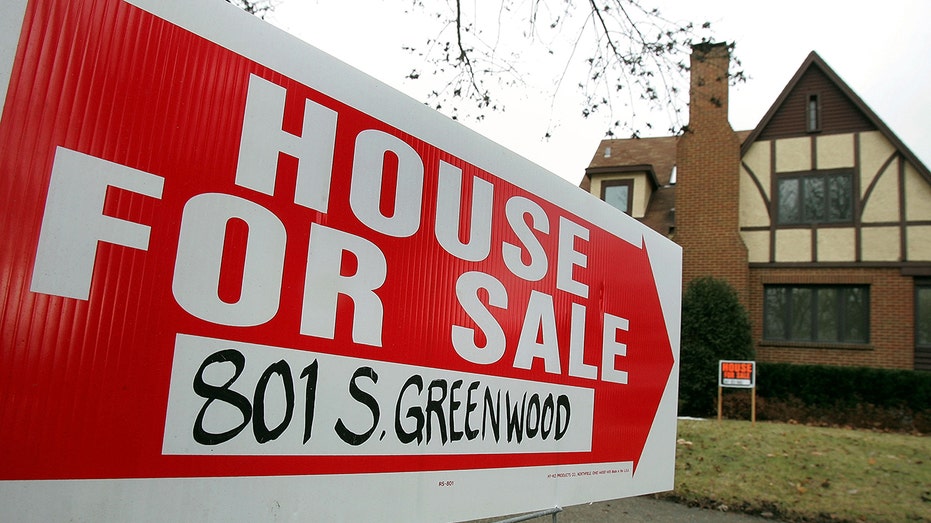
776 171 853 225
916 284 931 370
807 93 820 133
917 285 931 346
764 285 869 344
601 179 633 214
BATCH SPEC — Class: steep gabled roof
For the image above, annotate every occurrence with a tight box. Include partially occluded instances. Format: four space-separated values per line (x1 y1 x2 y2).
581 132 751 235
740 51 931 181
582 136 677 233
585 135 678 187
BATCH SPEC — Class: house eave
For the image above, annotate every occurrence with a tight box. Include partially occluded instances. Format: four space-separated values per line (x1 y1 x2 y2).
740 51 931 182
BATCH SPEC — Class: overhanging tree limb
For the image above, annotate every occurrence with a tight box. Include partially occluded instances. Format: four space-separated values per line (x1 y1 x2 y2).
406 0 743 137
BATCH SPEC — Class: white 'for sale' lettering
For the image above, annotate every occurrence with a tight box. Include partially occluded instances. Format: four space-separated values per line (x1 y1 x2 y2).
30 73 630 381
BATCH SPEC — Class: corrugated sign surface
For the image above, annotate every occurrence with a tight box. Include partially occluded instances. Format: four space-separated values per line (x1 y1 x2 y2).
0 0 681 520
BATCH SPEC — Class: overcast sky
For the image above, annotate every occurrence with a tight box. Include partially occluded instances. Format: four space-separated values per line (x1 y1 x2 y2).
266 1 930 185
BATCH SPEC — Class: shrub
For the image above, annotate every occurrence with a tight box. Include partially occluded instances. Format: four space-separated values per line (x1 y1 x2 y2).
747 363 931 432
756 363 931 409
678 277 754 416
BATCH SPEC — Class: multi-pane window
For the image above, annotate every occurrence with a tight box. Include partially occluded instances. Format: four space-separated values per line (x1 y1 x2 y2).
916 284 931 370
807 93 820 133
764 285 869 344
776 171 853 225
917 285 931 346
601 179 633 214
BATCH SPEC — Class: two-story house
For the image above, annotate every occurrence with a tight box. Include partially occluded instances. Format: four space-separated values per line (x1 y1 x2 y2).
582 43 931 371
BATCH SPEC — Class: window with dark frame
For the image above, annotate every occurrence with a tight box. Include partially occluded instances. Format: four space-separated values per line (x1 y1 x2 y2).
915 283 931 371
601 179 634 215
917 285 931 346
763 284 869 344
807 93 820 133
776 170 853 225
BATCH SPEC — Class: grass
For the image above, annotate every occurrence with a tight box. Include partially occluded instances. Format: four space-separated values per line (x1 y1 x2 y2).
664 419 931 522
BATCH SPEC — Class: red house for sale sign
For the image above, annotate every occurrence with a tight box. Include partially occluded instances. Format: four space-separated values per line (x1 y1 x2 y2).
0 0 681 520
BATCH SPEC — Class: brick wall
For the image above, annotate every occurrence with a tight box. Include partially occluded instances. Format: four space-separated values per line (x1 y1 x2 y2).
674 43 916 371
749 267 915 369
675 43 750 305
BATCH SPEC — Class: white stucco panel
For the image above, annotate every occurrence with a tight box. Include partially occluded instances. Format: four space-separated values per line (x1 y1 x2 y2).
816 228 855 262
740 230 770 263
907 226 931 261
774 229 811 262
861 162 900 223
741 141 771 195
861 227 900 262
775 137 811 173
905 165 931 221
816 134 854 170
739 168 770 228
858 131 895 196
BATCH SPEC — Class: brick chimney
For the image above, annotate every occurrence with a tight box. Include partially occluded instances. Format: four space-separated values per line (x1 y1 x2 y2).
675 42 749 305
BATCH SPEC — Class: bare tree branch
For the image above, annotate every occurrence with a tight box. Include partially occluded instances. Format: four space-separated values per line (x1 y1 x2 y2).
453 0 488 107
405 0 744 137
231 0 744 138
226 0 276 20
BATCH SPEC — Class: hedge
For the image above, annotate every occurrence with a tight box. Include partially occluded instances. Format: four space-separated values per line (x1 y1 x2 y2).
723 363 931 432
756 363 931 412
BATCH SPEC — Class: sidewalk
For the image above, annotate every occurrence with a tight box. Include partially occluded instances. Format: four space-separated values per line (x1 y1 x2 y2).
465 496 777 523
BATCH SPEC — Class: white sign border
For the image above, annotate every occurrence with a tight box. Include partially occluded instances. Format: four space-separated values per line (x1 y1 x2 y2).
719 360 757 389
0 0 682 520
0 0 28 126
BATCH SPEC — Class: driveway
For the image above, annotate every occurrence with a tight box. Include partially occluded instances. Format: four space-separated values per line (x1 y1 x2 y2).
464 496 777 523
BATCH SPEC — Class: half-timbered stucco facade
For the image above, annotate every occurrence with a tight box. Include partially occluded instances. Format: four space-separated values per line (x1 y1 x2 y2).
582 44 931 371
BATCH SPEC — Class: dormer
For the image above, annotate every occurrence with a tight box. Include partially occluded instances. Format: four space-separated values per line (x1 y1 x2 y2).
582 136 677 234
588 165 657 218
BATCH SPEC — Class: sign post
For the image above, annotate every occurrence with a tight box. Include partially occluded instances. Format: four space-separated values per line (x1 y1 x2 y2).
0 0 682 520
717 360 757 425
